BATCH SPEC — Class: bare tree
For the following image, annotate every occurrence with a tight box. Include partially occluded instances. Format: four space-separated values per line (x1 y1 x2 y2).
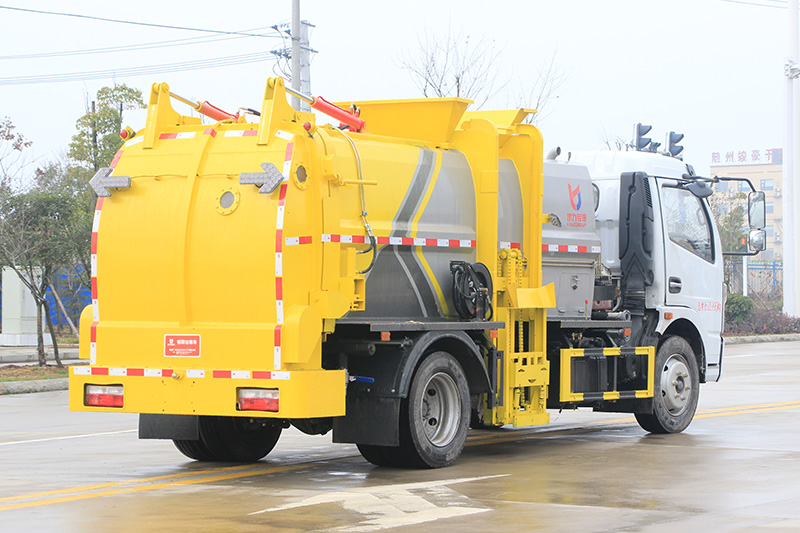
397 26 506 108
0 117 33 191
514 51 569 124
598 126 630 151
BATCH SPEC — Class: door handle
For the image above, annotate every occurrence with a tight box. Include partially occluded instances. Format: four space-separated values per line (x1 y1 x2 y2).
669 277 682 293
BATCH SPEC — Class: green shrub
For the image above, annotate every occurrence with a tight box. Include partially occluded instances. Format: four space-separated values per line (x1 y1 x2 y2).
725 294 754 324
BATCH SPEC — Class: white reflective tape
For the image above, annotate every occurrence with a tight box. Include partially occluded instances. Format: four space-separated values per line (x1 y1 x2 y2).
459 239 472 248
90 343 97 365
176 132 196 139
224 131 245 137
275 130 294 141
321 234 331 243
548 244 559 252
276 300 284 323
92 211 102 232
274 347 281 369
271 371 290 380
437 239 449 247
499 241 511 249
109 368 127 376
73 367 91 376
276 205 285 229
275 253 283 276
144 369 164 377
390 237 403 246
414 238 426 246
91 255 97 277
340 235 353 243
231 371 251 379
282 160 291 179
125 136 144 147
92 300 99 322
285 237 299 246
592 246 602 253
186 369 205 379
568 245 578 253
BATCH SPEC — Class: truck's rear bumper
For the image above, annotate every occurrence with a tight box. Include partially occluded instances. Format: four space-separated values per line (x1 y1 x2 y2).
69 366 346 419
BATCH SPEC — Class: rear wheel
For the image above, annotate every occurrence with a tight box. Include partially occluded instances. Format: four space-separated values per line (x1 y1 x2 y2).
399 351 470 468
173 416 282 462
635 336 699 434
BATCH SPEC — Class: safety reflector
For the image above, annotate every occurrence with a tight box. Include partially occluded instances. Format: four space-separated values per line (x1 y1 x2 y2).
237 388 279 412
85 385 124 408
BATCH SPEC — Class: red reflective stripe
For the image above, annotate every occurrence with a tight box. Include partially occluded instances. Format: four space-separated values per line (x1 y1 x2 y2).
95 197 105 211
352 235 366 244
213 370 231 379
159 133 178 139
578 246 588 253
275 229 283 253
274 326 282 346
449 239 459 247
298 236 312 244
402 237 414 245
203 128 217 137
253 371 272 379
510 242 521 249
128 368 144 376
242 130 257 137
284 142 294 162
376 236 390 245
470 240 477 247
331 234 341 243
91 367 109 375
91 233 99 254
278 183 288 202
162 369 173 376
424 238 435 247
91 277 98 300
90 322 98 342
275 277 283 300
110 150 123 169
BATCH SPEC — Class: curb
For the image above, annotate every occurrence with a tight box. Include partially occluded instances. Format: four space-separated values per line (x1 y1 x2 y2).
724 333 800 344
0 378 69 395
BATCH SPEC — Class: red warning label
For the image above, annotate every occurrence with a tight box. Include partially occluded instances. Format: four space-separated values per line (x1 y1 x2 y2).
164 334 201 357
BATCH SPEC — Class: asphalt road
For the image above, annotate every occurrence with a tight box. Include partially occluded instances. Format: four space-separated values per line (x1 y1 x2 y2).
1 341 799 532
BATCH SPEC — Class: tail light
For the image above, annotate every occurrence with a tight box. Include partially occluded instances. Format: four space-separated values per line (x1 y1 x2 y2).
85 385 124 408
237 388 279 412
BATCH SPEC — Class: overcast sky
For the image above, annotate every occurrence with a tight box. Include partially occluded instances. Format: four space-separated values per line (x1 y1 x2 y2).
0 0 790 178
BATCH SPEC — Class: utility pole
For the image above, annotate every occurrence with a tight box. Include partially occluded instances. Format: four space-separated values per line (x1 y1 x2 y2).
291 0 301 110
784 0 800 315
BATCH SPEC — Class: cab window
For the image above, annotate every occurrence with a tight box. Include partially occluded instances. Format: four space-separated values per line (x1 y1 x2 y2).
661 186 714 263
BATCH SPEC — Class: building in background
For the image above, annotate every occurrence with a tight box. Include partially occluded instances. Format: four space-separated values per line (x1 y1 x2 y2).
710 147 783 262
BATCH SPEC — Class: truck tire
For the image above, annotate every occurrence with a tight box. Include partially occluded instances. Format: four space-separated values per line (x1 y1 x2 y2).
173 416 282 462
635 336 699 434
356 444 404 467
399 351 470 468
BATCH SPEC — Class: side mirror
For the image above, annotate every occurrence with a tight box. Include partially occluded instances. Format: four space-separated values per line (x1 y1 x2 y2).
749 229 767 252
748 191 766 229
687 180 713 198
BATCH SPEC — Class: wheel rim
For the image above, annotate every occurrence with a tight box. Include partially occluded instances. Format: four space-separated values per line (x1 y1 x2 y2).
419 372 461 447
660 353 692 415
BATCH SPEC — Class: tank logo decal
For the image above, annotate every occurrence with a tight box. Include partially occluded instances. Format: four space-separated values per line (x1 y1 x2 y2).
73 367 291 380
158 132 196 140
543 243 602 254
568 183 582 210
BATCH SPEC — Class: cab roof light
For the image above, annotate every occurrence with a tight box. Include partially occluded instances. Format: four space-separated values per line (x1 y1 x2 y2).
238 388 279 412
85 385 124 408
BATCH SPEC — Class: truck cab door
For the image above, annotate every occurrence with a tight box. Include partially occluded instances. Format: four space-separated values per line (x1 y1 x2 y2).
657 181 724 344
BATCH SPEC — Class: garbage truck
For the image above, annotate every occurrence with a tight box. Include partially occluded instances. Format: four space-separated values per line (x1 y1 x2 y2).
69 77 766 468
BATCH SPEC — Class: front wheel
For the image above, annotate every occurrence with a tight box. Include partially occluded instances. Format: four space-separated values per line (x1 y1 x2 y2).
399 351 471 468
635 336 700 434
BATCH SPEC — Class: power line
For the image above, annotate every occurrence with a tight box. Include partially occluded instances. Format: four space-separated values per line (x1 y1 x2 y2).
0 52 275 86
720 0 787 8
0 5 277 37
0 27 280 61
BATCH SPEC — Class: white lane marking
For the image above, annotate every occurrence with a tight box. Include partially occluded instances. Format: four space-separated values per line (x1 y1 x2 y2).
249 475 507 532
0 429 137 447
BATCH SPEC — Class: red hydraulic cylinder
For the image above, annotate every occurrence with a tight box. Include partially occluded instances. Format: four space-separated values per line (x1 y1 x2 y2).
196 101 237 122
310 96 365 132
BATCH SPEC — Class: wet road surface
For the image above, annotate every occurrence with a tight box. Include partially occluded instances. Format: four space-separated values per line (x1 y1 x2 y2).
1 340 799 531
